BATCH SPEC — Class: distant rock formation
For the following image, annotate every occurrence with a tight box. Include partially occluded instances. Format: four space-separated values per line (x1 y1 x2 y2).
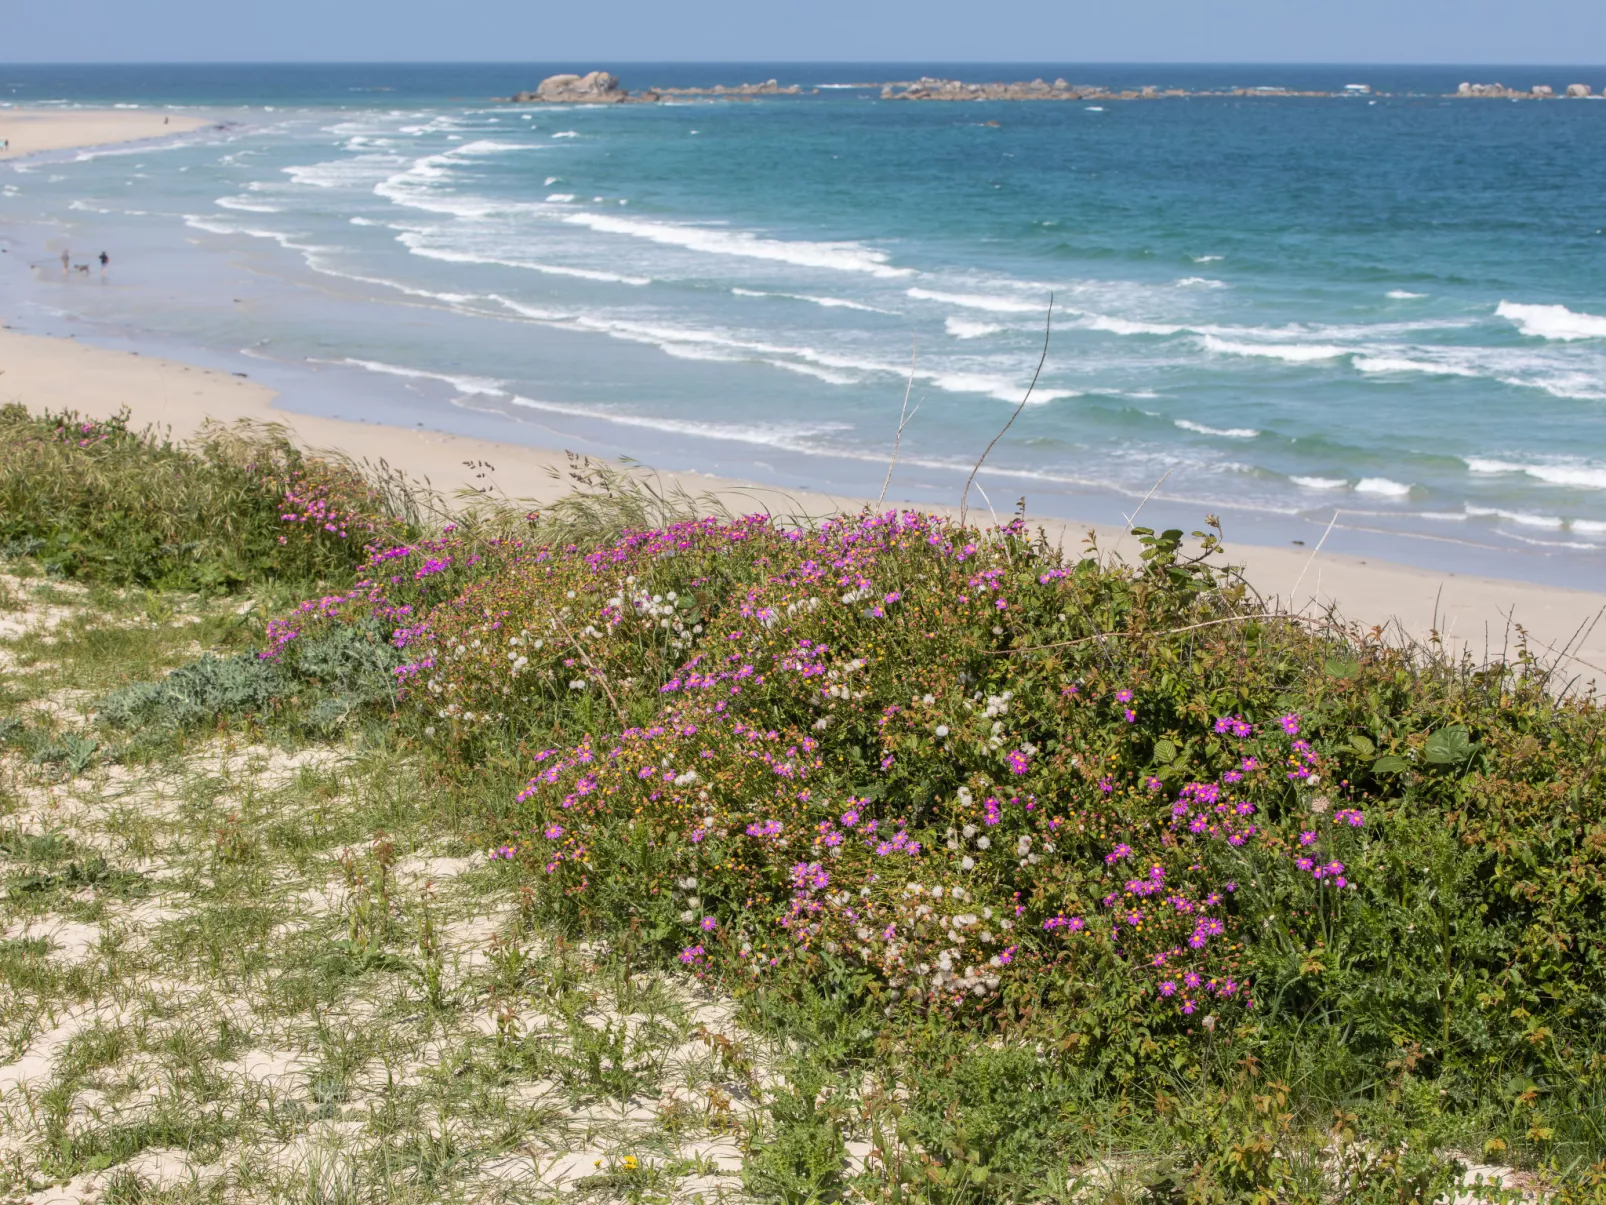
512 72 631 104
882 77 1088 101
655 79 806 98
1455 81 1576 99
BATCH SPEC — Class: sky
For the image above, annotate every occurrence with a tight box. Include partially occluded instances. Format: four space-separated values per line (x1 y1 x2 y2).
6 0 1603 65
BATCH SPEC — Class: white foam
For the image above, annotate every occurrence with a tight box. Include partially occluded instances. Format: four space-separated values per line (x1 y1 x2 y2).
504 394 851 451
906 287 1043 313
946 317 1003 339
399 234 651 285
1192 255 1223 263
1497 301 1606 341
1572 519 1606 536
1199 336 1349 363
1353 355 1483 379
1465 505 1565 530
215 196 284 213
1291 476 1349 490
562 211 911 277
1175 419 1258 438
731 288 893 313
546 193 576 202
1465 457 1606 489
1387 290 1425 299
338 357 505 397
551 131 580 139
1086 314 1183 336
1174 277 1226 289
1354 477 1413 498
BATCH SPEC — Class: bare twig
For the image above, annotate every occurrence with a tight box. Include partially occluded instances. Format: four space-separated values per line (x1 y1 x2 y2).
1289 509 1340 611
878 333 922 508
960 296 1052 528
1107 468 1175 565
549 609 626 723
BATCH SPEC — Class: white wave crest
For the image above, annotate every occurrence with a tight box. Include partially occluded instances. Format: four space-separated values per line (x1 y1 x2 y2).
1199 336 1349 362
1290 476 1349 490
1497 300 1606 341
1175 419 1259 438
946 318 1003 339
338 357 506 397
215 196 285 213
1086 314 1183 337
563 212 910 277
398 233 651 285
906 287 1043 313
1387 290 1425 299
1465 505 1565 529
546 193 576 202
1353 355 1483 379
1174 277 1226 289
1354 477 1413 497
732 288 893 313
1465 457 1606 489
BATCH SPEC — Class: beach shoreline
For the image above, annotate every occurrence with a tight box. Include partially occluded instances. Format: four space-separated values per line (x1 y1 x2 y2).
3 324 1602 686
0 108 212 161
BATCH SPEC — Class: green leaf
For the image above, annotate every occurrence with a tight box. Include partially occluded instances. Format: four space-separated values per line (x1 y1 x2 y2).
1348 733 1376 757
1325 657 1362 679
1153 738 1178 764
1424 725 1477 765
1372 755 1410 775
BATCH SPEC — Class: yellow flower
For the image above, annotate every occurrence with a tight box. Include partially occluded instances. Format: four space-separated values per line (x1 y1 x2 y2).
622 1155 640 1171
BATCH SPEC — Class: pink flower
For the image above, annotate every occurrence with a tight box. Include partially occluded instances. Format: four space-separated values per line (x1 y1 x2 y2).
1006 749 1030 775
1279 713 1300 736
700 916 717 931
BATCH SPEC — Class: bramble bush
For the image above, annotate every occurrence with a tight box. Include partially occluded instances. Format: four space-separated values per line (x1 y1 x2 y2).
0 404 410 590
264 504 1606 1183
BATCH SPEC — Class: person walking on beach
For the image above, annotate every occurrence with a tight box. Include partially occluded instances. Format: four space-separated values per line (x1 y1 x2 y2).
60 248 70 276
98 251 109 277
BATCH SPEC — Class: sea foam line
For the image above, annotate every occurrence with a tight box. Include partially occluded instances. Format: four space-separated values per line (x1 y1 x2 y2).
1497 301 1606 341
562 211 912 277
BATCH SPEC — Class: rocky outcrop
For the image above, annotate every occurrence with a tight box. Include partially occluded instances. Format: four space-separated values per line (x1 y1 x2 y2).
882 77 1089 101
512 71 630 104
655 79 807 98
1566 83 1594 98
1454 81 1577 99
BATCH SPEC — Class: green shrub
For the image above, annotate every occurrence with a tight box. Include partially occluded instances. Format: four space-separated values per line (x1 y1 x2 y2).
0 405 410 590
260 508 1605 1171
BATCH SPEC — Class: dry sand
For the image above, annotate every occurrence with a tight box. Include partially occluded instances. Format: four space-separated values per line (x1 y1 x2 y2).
0 108 212 161
3 326 1603 684
1 104 1601 683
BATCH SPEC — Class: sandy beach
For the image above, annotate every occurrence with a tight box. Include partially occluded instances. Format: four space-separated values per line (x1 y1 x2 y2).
0 108 212 161
3 105 1603 684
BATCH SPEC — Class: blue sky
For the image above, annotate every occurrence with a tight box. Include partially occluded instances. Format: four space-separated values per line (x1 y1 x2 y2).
7 0 1601 64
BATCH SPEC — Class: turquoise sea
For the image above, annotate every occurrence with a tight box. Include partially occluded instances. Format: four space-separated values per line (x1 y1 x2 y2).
3 64 1605 584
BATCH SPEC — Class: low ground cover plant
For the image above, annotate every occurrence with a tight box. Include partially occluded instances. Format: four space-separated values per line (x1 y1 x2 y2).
260 499 1606 1194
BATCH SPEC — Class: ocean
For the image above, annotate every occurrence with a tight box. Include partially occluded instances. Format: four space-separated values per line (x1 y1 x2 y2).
3 63 1605 585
